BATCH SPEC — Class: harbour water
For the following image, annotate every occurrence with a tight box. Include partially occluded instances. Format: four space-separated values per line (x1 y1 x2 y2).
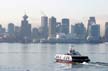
0 43 108 71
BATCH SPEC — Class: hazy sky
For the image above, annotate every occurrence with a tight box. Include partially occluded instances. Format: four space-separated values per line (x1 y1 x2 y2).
0 0 108 30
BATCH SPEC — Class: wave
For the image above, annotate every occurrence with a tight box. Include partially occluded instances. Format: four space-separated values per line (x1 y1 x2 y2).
82 62 108 67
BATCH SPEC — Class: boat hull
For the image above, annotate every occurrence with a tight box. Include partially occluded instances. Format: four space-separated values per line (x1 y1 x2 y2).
55 55 90 63
72 56 90 63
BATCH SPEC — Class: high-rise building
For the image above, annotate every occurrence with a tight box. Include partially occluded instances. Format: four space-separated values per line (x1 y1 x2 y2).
14 26 21 42
87 17 96 36
15 26 20 33
105 22 108 41
74 23 86 39
87 24 100 42
0 25 5 34
56 22 62 33
21 14 31 42
40 16 48 39
32 28 39 39
8 23 14 34
41 16 48 27
71 25 75 34
61 18 69 34
90 24 100 37
1 28 5 34
48 16 56 39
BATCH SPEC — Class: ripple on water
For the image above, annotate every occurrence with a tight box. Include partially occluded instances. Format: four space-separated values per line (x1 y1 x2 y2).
54 62 108 71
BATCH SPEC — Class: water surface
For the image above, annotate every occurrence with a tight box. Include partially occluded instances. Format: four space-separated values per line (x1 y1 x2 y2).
0 43 108 71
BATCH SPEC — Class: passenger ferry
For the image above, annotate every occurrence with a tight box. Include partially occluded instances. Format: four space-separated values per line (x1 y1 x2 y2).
55 48 90 63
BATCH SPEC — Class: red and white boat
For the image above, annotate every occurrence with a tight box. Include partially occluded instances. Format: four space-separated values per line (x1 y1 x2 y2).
55 48 90 63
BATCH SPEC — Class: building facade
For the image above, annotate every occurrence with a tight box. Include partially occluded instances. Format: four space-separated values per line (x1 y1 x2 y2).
40 16 48 39
74 23 86 40
87 24 100 42
48 16 56 39
20 14 31 42
87 17 96 36
61 18 69 34
105 22 108 41
8 23 15 35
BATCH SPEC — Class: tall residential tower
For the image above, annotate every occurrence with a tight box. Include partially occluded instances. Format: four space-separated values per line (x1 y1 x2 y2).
40 16 48 39
48 16 56 39
61 18 70 34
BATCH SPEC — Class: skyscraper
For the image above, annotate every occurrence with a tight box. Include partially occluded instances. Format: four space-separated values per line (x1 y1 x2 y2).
21 14 31 42
71 25 75 34
48 16 56 39
87 17 96 36
87 24 100 42
74 23 86 39
8 23 14 34
32 28 39 39
0 25 5 34
40 16 48 39
61 18 70 34
90 24 100 37
105 22 108 41
14 26 21 42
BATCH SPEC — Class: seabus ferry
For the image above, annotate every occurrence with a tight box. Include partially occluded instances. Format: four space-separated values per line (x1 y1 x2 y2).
55 48 90 63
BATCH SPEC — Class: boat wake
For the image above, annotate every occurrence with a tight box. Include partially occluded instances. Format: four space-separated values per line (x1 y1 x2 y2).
55 62 108 71
82 62 108 67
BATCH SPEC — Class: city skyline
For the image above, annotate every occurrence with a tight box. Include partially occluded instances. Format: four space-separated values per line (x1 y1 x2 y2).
0 0 108 30
0 15 107 43
0 15 106 36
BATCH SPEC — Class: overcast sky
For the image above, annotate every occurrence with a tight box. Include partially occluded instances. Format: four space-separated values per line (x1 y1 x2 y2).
0 0 108 31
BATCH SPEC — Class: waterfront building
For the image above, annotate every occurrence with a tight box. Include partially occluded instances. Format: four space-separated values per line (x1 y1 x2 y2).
87 24 101 42
61 18 70 34
40 16 48 39
105 22 108 41
71 25 75 34
87 17 96 36
32 28 39 40
0 25 6 42
0 25 5 34
74 23 86 40
8 23 14 35
48 16 56 39
20 14 31 42
56 22 62 33
14 26 21 42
